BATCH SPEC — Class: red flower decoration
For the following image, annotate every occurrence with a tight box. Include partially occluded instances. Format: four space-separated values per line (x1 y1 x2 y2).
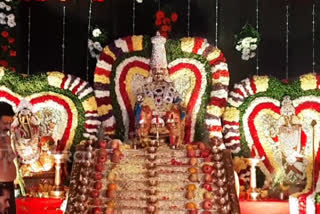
8 37 15 44
161 25 170 32
10 51 16 57
1 46 8 52
10 67 16 72
0 60 8 67
1 31 9 38
160 31 168 38
155 19 162 26
171 12 178 22
162 17 171 25
156 10 165 20
93 0 104 1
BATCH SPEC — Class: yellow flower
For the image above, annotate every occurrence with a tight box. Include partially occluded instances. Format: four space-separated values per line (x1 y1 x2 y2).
0 66 4 80
253 75 269 93
47 71 65 88
103 46 116 61
223 107 240 122
132 35 143 51
300 73 317 91
207 105 223 117
98 104 112 115
206 49 221 62
82 96 98 112
181 38 195 53
233 157 247 173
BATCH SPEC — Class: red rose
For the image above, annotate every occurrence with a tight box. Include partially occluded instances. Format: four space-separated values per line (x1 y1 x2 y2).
171 12 178 22
0 60 8 68
156 10 165 20
1 31 9 38
10 67 16 72
1 46 8 52
161 25 170 32
8 37 15 44
155 19 162 26
160 31 168 38
162 17 171 25
10 51 16 57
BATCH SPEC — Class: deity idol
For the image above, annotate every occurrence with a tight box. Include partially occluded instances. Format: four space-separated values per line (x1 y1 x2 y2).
134 32 186 147
278 96 305 188
11 100 55 176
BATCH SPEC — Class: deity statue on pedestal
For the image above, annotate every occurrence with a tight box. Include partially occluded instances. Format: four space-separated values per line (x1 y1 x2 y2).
11 100 55 176
278 96 306 190
134 32 186 148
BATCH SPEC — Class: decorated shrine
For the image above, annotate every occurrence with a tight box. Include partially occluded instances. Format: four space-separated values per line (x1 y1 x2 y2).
1 0 320 214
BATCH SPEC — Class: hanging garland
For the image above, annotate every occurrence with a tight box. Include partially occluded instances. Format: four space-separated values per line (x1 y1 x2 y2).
0 67 100 151
94 35 229 143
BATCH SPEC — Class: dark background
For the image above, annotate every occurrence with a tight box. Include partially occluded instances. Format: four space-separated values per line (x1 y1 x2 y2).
14 0 320 86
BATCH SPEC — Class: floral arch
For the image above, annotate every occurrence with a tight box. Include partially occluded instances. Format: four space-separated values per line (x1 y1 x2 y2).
0 67 100 151
223 74 320 213
93 35 229 143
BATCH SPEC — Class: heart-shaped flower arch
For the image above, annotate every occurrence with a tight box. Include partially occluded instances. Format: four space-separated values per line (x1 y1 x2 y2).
223 73 320 213
94 35 229 143
0 67 100 151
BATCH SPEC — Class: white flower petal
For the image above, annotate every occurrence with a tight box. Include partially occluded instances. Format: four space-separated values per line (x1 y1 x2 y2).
92 28 102 37
250 44 257 50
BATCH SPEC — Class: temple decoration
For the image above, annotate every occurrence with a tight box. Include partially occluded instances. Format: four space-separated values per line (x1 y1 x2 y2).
0 67 100 196
93 35 229 144
223 73 320 213
66 35 239 214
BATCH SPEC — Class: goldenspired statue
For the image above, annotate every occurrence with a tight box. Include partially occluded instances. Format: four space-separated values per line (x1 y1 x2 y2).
278 96 305 188
134 32 186 148
11 100 55 176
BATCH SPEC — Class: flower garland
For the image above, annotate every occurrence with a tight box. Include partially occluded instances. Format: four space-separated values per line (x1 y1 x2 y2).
0 0 17 69
234 23 260 61
0 67 100 150
223 73 320 213
88 26 109 59
155 10 178 38
93 35 229 143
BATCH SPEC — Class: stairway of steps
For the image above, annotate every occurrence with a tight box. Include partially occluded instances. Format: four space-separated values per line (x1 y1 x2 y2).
66 141 240 214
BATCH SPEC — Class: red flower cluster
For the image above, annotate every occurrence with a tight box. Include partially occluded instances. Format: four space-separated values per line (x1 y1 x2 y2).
155 10 178 38
1 30 16 69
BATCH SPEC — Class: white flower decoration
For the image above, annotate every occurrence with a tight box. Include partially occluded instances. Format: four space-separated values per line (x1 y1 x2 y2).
5 0 12 2
7 14 14 20
0 13 5 19
6 5 11 11
250 44 257 50
92 28 102 37
235 45 242 51
0 2 6 9
7 18 15 27
136 0 143 3
0 19 5 25
241 54 250 61
93 41 102 50
242 48 250 55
